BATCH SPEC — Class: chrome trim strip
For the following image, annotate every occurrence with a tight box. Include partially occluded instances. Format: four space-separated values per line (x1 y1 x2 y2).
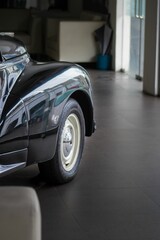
0 162 26 175
0 148 27 157
0 148 28 165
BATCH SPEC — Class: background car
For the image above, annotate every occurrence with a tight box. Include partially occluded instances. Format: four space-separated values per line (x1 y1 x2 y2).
0 35 95 184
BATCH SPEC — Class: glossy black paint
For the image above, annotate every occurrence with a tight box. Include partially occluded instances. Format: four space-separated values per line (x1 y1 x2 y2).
0 35 95 175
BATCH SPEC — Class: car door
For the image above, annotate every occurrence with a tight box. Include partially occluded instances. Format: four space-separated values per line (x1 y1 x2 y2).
23 90 51 164
0 66 28 165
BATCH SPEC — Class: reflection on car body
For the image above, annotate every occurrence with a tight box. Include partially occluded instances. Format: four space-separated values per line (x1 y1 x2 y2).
0 35 95 184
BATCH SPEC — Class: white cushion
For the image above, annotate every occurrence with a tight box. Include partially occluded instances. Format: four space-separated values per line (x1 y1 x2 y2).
0 187 41 240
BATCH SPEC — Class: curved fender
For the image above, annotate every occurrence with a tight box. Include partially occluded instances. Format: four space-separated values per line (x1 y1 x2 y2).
11 62 92 165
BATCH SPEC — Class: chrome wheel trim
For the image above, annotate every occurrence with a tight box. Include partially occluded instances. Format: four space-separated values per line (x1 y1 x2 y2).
60 113 81 171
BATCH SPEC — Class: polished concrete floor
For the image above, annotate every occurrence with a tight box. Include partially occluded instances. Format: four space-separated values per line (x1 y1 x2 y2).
1 70 160 240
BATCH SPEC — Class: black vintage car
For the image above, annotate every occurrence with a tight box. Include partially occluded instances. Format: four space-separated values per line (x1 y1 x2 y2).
0 35 95 184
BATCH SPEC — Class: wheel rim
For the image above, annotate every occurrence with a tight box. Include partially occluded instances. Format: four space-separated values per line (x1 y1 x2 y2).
60 113 81 171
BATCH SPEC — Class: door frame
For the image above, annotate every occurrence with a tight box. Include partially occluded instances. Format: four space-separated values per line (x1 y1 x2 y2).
115 0 145 79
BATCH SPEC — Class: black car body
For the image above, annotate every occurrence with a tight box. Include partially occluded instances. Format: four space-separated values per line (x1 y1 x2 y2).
0 35 95 184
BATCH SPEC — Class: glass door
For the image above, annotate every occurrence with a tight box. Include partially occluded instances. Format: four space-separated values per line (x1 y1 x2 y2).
122 0 145 80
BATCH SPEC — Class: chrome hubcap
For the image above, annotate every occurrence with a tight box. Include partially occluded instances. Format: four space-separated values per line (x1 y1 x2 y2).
61 113 81 171
63 126 73 158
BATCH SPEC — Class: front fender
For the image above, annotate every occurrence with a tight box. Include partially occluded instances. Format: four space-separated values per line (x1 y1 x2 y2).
11 62 93 165
38 66 93 163
45 66 92 132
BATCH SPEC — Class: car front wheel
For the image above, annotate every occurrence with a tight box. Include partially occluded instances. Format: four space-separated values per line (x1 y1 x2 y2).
38 98 85 184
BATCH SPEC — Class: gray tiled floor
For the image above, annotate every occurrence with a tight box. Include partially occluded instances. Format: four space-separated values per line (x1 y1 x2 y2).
1 70 160 240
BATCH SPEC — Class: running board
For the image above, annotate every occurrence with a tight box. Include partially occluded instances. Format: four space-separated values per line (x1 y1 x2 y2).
0 162 26 176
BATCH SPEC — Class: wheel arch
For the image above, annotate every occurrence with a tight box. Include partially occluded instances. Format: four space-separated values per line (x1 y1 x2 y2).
69 90 94 137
